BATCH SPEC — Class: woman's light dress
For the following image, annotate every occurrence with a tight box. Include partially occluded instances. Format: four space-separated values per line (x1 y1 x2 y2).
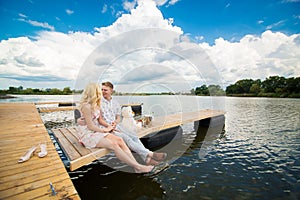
78 108 108 148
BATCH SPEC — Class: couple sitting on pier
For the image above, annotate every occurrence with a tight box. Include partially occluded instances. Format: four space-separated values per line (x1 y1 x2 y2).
77 82 167 173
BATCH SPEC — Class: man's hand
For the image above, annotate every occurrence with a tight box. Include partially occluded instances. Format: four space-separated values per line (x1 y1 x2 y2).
111 121 117 129
110 121 122 132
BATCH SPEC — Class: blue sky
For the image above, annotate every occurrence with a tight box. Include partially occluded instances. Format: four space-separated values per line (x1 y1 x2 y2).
161 0 300 43
0 0 299 91
1 0 299 44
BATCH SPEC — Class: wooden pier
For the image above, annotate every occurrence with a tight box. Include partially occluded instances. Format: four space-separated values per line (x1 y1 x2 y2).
0 103 80 199
51 109 225 171
35 102 78 113
36 102 142 113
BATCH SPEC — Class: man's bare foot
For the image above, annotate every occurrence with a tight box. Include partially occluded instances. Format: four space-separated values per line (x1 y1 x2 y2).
152 152 167 161
145 155 160 166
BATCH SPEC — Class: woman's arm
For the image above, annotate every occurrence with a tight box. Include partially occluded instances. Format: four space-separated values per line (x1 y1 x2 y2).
81 104 112 133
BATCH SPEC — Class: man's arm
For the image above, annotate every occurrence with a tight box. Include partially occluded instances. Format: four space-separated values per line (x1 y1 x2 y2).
98 111 116 130
98 114 111 127
113 100 122 125
115 114 121 124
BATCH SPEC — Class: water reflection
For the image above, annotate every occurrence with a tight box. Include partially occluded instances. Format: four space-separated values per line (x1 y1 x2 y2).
70 162 165 199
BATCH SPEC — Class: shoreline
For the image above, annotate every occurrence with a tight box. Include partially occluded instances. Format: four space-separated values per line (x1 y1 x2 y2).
0 93 299 99
0 94 17 99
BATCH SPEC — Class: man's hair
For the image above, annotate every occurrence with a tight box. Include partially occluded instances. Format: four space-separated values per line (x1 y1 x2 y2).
102 81 114 89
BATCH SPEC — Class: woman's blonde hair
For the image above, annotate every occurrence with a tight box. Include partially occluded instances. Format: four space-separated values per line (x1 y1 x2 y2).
79 83 102 111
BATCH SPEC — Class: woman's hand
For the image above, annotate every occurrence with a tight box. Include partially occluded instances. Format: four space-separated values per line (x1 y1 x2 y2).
107 124 115 131
77 117 86 126
103 127 114 133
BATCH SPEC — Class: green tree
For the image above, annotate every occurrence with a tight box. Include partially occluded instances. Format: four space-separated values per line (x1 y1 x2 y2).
62 87 72 95
250 83 261 94
48 88 62 95
286 77 300 94
33 88 42 94
23 88 33 94
226 79 256 94
226 84 237 94
262 76 286 93
208 85 225 96
237 79 256 93
195 85 209 95
8 87 17 93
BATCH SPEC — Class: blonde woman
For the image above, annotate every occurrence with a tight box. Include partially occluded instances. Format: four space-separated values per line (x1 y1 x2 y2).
78 83 154 173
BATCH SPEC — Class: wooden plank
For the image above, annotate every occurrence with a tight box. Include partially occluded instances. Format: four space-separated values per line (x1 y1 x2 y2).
35 102 142 113
51 109 225 171
38 106 77 113
34 101 79 105
136 109 225 138
3 179 78 200
0 166 67 191
59 128 91 156
69 148 111 171
0 103 80 200
51 127 110 171
52 129 81 161
0 154 62 178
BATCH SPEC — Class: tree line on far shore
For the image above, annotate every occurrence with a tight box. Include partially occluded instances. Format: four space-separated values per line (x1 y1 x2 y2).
1 76 299 98
192 76 300 98
0 86 79 95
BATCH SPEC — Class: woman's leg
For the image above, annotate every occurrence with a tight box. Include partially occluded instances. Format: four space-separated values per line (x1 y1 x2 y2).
113 134 139 163
114 131 150 162
96 134 153 173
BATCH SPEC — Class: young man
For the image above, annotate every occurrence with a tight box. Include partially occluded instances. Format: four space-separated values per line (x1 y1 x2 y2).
99 82 167 165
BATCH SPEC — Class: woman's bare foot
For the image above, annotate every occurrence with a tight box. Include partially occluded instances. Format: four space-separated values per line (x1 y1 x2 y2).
134 165 154 173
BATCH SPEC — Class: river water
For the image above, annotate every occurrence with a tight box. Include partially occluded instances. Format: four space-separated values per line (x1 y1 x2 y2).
2 95 299 199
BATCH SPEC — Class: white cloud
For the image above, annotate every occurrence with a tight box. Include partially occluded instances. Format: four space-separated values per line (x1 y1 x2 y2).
266 20 286 30
153 0 180 6
200 30 300 85
93 0 182 39
0 0 299 91
281 0 300 3
102 4 108 13
154 0 168 6
0 31 95 89
18 13 27 18
66 9 74 15
195 35 204 41
168 0 180 6
257 20 264 24
294 15 300 19
18 18 55 31
123 0 138 11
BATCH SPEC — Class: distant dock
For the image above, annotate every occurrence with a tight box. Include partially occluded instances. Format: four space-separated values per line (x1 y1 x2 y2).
0 103 80 199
